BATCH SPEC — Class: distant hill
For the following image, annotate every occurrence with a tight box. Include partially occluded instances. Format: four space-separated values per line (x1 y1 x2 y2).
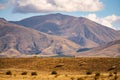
11 13 120 48
0 18 80 57
76 39 120 57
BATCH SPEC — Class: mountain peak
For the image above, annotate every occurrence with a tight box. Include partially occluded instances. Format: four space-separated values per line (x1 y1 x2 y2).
47 13 65 17
47 13 74 18
55 13 63 15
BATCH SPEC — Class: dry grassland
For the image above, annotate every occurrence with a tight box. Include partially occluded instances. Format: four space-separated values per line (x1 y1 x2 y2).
0 57 120 80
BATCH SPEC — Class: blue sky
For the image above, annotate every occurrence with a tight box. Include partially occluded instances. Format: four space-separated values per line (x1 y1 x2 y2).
0 0 120 29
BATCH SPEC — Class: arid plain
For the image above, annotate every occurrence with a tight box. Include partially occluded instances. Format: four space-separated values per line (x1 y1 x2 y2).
0 57 120 80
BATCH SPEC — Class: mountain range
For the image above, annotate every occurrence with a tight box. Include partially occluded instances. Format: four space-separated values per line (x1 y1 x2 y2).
0 18 80 57
11 13 120 48
0 13 120 57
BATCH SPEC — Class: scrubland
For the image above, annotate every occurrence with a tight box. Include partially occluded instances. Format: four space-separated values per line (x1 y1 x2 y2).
0 57 120 80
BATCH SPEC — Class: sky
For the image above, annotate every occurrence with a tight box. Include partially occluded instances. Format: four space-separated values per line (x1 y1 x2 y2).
0 0 120 30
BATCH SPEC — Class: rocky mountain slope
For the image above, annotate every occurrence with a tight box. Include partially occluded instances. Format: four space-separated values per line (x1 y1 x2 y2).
11 13 120 48
76 39 120 57
0 18 80 57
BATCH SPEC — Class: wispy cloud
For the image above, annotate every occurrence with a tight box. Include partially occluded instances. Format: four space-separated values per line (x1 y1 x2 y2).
11 0 104 13
86 14 120 29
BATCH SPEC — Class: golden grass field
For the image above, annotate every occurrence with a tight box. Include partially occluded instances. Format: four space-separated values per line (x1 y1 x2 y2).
0 57 120 80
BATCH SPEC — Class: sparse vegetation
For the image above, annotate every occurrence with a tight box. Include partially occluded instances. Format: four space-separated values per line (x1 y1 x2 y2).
65 74 68 77
54 74 60 78
51 71 57 75
54 64 64 68
6 71 12 75
107 66 116 71
114 71 118 80
21 71 27 75
0 58 120 80
71 77 75 80
31 72 37 76
94 72 101 80
86 70 92 75
114 74 118 80
108 72 113 77
114 71 117 75
77 77 84 80
95 72 100 77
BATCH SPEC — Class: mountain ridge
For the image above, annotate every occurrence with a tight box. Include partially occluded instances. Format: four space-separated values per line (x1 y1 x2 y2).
76 39 120 57
0 18 80 57
11 13 120 48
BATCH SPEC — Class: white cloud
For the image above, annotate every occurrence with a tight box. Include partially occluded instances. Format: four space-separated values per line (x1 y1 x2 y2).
11 0 104 13
0 4 7 10
86 14 120 29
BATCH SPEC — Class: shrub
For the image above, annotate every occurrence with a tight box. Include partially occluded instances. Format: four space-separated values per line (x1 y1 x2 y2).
114 71 117 74
108 72 113 77
71 77 75 80
54 64 64 68
114 71 118 80
65 74 68 77
51 71 57 75
94 72 101 80
54 74 60 78
95 72 100 77
86 70 92 75
77 77 84 80
21 71 27 75
107 66 116 71
6 71 12 75
114 75 118 80
31 72 37 76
